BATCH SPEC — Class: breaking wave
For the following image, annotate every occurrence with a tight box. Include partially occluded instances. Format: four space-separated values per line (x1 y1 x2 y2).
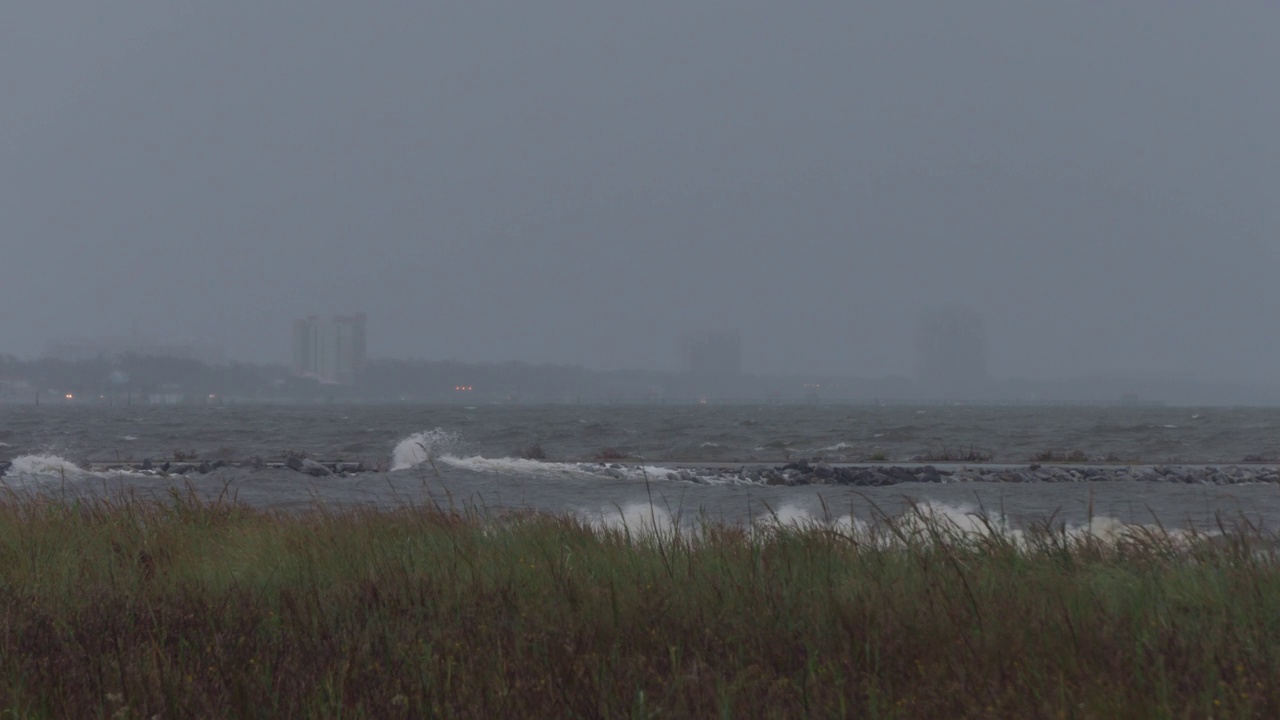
389 430 752 485
1 454 162 484
390 429 462 471
440 454 687 483
3 454 86 481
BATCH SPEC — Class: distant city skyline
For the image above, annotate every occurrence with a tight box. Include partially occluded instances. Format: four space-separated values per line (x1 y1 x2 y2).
12 303 1275 397
2 1 1277 395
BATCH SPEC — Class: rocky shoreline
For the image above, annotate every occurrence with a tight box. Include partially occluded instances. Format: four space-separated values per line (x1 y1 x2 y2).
664 459 1280 486
0 456 376 480
4 456 1280 486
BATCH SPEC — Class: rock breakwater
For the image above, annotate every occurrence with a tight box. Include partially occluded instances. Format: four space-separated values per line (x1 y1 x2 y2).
4 456 1280 487
665 460 1280 486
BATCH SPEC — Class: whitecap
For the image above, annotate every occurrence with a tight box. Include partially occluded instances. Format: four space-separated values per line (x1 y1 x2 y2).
5 454 85 480
440 455 679 483
390 429 462 471
585 502 679 540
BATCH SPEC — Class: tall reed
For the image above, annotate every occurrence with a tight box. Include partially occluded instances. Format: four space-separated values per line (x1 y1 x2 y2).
0 487 1276 717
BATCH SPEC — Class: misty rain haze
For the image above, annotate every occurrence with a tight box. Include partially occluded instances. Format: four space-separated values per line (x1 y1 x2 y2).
4 2 1280 717
2 1 1278 390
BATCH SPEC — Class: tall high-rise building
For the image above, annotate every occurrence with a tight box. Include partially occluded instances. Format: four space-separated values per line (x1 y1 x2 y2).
331 313 367 384
292 317 323 377
292 314 367 383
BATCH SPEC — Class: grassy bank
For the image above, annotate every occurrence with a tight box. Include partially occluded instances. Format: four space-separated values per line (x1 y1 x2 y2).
1 491 1279 718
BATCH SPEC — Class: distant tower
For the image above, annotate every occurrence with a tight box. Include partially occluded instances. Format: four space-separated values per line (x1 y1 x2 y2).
292 313 367 383
331 313 367 384
915 307 987 400
292 317 322 377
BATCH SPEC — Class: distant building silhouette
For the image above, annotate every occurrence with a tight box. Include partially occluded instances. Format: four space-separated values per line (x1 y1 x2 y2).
292 317 322 378
292 313 367 384
915 308 987 400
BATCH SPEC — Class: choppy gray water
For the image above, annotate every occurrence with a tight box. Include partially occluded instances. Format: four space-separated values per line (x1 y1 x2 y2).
4 404 1280 529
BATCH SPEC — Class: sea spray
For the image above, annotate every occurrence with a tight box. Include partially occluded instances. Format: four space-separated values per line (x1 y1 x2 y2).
2 454 175 485
586 502 679 541
390 429 462 471
390 429 694 483
588 497 1213 548
4 454 85 482
440 454 682 483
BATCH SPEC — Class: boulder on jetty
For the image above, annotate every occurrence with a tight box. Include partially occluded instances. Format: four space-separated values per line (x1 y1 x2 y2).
285 456 332 477
69 456 362 477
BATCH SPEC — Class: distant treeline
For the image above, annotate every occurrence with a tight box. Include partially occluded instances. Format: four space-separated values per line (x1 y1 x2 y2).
0 354 304 402
0 354 802 404
3 353 1278 406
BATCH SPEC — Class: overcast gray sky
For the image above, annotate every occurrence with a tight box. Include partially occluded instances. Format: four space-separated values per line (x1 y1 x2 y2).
2 0 1277 382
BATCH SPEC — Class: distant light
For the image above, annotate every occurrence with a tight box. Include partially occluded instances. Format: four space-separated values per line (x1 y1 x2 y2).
208 394 216 399
64 394 74 400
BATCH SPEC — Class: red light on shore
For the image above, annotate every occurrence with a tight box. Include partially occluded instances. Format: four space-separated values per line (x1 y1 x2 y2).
454 385 473 392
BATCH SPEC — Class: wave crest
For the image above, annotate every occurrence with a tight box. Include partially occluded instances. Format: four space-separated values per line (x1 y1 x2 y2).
390 429 462 471
4 454 85 481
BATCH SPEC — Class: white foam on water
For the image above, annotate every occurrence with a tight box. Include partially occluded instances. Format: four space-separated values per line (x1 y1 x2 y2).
585 502 679 540
442 455 586 477
742 501 1203 549
390 429 462 471
5 454 86 480
3 455 165 484
390 430 706 484
439 454 679 483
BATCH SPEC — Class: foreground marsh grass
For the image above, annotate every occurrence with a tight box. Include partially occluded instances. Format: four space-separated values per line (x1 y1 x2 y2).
0 490 1279 717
